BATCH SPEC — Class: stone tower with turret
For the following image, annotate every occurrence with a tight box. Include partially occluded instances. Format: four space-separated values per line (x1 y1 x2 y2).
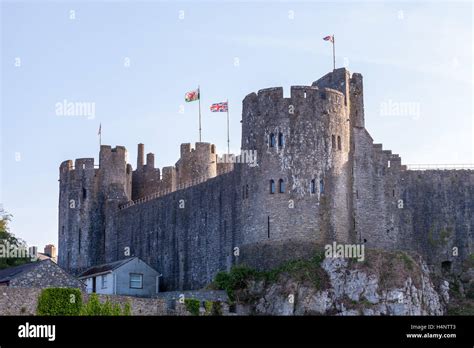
58 146 132 274
239 68 364 249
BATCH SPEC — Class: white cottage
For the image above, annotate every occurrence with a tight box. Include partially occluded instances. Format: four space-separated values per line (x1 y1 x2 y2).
78 257 161 297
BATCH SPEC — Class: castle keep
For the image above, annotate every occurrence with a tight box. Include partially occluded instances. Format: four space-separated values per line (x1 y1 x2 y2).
58 68 474 290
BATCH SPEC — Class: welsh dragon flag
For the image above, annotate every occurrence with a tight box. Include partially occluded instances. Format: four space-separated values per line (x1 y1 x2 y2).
185 88 200 102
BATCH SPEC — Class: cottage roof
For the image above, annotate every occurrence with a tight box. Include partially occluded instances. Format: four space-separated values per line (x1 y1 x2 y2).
78 257 136 278
0 260 49 283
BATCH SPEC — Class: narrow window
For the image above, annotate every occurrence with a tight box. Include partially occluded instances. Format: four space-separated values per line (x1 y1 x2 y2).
278 179 285 193
320 179 324 194
130 273 143 289
332 135 336 149
82 188 87 200
267 216 270 239
356 190 359 199
245 184 249 199
310 179 316 194
278 133 284 147
337 136 342 150
387 160 391 168
270 180 275 194
303 92 307 98
269 133 276 147
392 189 395 197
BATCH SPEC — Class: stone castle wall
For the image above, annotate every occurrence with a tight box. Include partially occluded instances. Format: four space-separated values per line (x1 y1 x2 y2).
58 68 474 290
112 171 242 290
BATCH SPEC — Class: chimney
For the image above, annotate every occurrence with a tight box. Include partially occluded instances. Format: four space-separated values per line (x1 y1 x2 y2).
146 153 155 168
44 244 57 259
137 143 145 169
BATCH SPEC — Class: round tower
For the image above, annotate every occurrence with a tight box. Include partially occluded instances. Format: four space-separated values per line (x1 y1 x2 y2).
58 158 99 274
58 145 132 274
239 78 353 249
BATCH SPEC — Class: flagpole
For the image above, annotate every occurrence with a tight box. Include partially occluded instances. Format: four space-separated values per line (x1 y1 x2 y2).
98 123 102 148
226 99 230 155
198 85 202 142
332 34 336 70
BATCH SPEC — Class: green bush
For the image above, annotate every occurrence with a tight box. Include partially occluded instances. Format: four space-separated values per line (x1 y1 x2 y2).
214 253 327 302
214 265 259 302
36 288 82 316
184 298 200 316
123 301 132 316
211 301 222 316
204 300 213 314
204 300 223 316
80 293 131 316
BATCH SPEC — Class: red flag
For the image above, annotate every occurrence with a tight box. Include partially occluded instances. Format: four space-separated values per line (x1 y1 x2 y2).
185 88 200 102
323 35 334 43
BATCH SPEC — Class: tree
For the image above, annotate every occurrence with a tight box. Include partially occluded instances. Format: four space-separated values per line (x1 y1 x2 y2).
0 211 32 269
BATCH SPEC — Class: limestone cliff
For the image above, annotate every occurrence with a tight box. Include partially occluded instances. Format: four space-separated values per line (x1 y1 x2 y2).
224 251 458 316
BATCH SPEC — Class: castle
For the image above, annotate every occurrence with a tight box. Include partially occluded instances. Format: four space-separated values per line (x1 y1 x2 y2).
58 68 474 291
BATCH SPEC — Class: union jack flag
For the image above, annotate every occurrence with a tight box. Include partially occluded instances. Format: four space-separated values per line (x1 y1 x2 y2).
210 101 228 112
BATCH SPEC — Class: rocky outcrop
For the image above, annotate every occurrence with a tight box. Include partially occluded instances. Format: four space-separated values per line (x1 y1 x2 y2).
234 252 449 315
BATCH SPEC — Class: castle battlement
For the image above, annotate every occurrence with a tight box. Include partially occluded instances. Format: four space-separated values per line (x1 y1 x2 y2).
252 85 345 105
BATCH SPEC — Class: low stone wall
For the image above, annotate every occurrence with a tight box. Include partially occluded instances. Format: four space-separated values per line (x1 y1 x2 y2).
0 287 228 316
93 294 170 315
0 287 42 315
154 290 228 302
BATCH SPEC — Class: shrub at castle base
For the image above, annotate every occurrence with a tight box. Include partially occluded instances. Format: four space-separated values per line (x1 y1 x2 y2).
37 288 82 316
214 250 450 316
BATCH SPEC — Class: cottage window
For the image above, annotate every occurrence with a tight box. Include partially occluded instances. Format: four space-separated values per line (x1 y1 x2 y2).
130 273 143 289
101 275 107 289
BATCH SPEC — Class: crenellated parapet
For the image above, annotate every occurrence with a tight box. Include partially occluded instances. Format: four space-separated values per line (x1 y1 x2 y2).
130 142 232 201
175 142 217 184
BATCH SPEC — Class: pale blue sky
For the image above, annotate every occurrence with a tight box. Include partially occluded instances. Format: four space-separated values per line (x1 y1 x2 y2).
1 1 472 249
